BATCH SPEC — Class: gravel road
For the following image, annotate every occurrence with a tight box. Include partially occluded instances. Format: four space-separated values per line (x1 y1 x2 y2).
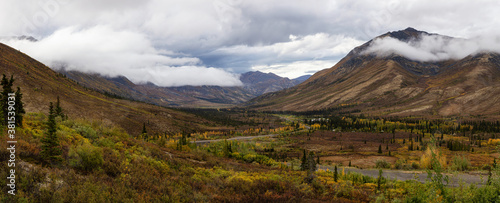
318 165 487 187
192 134 279 145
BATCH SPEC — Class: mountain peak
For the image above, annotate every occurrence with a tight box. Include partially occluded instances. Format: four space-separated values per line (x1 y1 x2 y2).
403 27 418 32
383 27 430 42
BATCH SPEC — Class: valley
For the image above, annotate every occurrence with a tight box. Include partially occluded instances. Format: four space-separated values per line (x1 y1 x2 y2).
2 27 500 202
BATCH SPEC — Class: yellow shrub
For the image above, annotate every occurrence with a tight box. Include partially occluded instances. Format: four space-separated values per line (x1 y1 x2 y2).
420 146 446 169
488 139 500 145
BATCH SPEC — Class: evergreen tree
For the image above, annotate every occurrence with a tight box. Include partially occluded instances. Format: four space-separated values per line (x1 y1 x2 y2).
308 152 317 172
300 149 308 171
177 132 188 150
392 128 396 143
142 123 147 135
14 87 25 127
378 144 382 154
40 102 63 165
55 96 64 119
488 166 492 185
0 74 14 125
334 165 338 182
377 169 383 191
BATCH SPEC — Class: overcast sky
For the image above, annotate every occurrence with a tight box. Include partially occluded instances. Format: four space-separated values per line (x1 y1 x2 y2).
1 0 500 86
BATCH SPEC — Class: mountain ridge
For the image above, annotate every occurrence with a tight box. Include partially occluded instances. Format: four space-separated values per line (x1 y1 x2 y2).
248 28 500 118
59 70 306 108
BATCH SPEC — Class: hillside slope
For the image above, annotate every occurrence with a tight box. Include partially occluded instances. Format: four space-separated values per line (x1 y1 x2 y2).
0 43 212 135
248 28 500 117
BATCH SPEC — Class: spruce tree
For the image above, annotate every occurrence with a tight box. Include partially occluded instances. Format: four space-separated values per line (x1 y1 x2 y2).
377 169 383 191
334 165 338 182
55 96 64 119
308 152 317 172
40 102 63 165
378 144 382 154
142 123 147 135
14 87 25 127
300 149 308 171
0 74 14 125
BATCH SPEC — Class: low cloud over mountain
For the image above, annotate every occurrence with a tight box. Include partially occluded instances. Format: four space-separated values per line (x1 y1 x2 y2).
363 31 500 62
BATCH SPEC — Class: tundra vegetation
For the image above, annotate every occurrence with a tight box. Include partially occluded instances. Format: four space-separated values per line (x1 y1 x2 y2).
2 107 500 202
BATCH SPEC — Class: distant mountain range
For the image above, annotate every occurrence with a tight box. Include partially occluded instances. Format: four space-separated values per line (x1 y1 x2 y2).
59 70 309 108
0 35 38 42
249 28 500 118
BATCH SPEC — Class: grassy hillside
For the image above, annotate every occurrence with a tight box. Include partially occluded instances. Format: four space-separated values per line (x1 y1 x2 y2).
0 43 214 135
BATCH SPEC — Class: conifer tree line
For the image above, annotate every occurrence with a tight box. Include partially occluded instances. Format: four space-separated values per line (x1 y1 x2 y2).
0 74 25 127
304 115 500 134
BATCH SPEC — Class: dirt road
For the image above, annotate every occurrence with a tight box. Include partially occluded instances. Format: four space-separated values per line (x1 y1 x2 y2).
318 165 487 186
192 134 278 145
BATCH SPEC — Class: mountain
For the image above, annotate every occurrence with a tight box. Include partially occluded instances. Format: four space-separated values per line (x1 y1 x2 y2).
248 28 500 117
240 71 302 95
0 35 38 42
293 75 312 83
59 70 253 108
0 43 213 135
59 70 303 108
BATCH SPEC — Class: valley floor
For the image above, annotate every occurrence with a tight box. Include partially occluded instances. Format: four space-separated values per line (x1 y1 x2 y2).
2 110 500 202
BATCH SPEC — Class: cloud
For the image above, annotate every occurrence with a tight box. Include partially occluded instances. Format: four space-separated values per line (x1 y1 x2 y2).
203 33 363 77
251 60 337 79
362 34 500 62
125 66 243 87
1 26 242 87
2 0 500 81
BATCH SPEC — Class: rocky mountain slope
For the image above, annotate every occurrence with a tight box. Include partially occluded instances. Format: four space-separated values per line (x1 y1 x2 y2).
248 28 500 118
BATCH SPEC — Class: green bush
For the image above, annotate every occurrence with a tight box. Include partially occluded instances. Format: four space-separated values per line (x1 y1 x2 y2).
451 155 471 171
394 159 405 170
68 142 104 172
74 124 98 140
375 159 391 169
411 162 420 169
